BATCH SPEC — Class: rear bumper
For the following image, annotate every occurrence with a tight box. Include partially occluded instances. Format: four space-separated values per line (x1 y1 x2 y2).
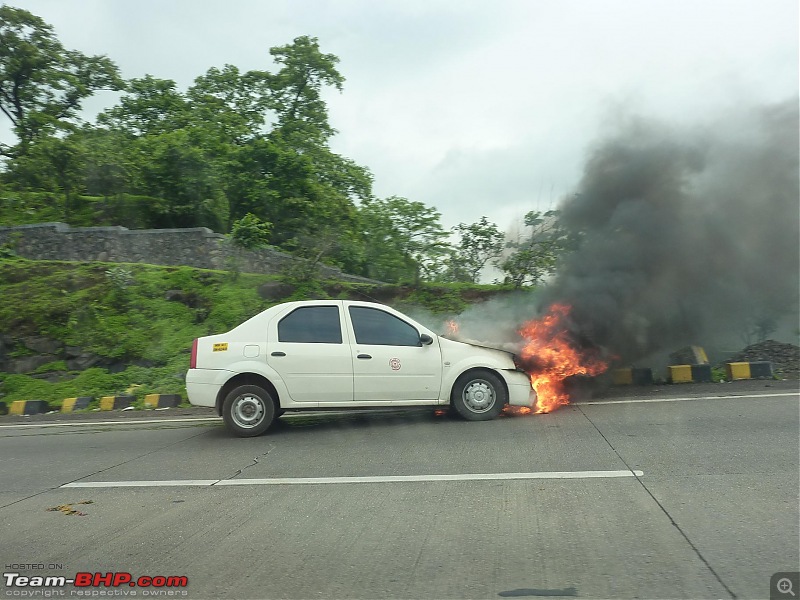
504 370 536 407
185 368 232 408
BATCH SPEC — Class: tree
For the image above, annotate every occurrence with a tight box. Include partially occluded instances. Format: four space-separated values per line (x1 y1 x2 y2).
230 213 272 250
500 210 566 287
133 129 227 230
97 75 189 137
80 127 134 199
0 6 123 156
448 216 504 283
186 65 271 142
268 36 345 149
6 133 85 219
360 196 450 283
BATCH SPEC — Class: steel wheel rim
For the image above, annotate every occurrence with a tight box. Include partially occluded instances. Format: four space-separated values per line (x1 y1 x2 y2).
462 380 496 413
232 394 265 428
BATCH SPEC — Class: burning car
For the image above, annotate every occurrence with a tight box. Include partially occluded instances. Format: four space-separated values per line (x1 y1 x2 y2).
186 300 536 436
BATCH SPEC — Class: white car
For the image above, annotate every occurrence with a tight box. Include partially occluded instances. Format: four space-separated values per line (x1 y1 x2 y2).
186 300 535 436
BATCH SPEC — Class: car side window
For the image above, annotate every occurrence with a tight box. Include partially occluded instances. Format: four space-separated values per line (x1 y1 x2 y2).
278 306 342 344
348 306 421 347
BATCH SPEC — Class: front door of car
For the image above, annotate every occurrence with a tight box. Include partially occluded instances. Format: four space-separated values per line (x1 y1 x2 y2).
267 304 354 403
347 305 441 401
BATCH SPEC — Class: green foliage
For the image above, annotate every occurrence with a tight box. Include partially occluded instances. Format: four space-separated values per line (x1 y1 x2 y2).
500 210 567 288
710 366 728 383
359 196 451 283
33 360 68 374
268 35 345 148
0 6 123 156
105 265 134 289
405 286 468 315
97 75 190 137
230 213 272 249
446 216 504 283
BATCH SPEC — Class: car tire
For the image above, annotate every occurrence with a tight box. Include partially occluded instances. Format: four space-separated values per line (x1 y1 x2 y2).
451 370 506 421
222 385 276 437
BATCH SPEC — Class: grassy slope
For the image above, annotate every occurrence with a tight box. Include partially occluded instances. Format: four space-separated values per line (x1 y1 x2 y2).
0 258 509 406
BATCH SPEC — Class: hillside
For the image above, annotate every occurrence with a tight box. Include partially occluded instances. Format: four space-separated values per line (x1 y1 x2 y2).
0 258 512 406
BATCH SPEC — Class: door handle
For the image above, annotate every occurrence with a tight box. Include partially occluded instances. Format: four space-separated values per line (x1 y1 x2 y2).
357 354 372 359
271 351 286 357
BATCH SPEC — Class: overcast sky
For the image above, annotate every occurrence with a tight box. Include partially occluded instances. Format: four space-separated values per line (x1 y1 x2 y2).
11 0 800 230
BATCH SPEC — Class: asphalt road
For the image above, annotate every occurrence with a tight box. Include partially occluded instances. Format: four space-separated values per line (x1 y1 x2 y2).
1 382 798 600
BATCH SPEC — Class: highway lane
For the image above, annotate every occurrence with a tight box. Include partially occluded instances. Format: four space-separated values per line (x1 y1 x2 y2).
0 387 797 599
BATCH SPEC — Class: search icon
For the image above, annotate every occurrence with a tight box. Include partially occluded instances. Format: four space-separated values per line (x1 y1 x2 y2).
777 578 796 597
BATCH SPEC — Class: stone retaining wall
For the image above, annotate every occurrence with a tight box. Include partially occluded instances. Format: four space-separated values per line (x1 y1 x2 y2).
0 222 379 283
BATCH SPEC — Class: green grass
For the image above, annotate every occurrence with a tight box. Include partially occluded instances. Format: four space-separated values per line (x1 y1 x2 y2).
0 258 511 404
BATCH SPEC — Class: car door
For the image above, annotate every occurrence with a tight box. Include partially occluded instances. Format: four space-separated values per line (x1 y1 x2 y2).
266 303 354 403
347 305 442 401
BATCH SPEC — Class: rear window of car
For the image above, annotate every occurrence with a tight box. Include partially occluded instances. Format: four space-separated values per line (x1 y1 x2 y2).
278 306 342 343
349 306 421 346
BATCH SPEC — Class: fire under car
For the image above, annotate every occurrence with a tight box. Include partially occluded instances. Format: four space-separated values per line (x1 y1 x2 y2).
186 300 536 436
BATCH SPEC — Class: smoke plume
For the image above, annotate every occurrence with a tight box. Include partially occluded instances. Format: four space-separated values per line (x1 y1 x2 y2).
541 99 799 363
448 99 799 368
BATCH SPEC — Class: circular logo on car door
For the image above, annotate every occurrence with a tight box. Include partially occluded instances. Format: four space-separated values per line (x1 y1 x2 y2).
389 358 401 371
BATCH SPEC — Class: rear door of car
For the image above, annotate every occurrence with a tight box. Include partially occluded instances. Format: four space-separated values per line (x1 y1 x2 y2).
266 302 354 403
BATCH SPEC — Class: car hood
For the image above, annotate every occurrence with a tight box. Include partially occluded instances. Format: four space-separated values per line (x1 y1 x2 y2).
438 335 521 369
441 335 520 356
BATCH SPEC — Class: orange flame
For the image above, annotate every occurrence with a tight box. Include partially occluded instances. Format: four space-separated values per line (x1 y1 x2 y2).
445 319 460 336
518 303 608 414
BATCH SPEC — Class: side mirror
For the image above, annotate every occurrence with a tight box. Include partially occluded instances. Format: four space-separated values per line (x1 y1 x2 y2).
420 333 434 346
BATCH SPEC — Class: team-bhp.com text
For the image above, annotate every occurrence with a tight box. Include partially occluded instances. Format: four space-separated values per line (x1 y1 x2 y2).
3 573 188 596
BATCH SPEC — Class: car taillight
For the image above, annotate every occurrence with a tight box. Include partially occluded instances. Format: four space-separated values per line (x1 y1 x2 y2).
190 338 198 369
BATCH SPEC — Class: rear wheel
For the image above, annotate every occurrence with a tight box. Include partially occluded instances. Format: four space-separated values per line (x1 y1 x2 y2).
222 385 276 437
451 370 506 421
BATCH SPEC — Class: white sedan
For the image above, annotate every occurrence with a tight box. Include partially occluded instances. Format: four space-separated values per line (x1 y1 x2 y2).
186 300 535 436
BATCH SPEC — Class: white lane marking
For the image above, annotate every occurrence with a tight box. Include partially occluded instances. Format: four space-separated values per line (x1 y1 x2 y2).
215 470 644 485
64 480 219 488
578 392 799 406
61 470 643 488
0 417 222 429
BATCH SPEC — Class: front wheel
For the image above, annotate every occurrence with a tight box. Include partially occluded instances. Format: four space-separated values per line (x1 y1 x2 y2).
450 370 506 421
222 385 276 437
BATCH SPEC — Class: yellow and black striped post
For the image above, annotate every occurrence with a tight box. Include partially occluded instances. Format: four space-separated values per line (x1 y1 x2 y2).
99 395 135 411
668 364 712 383
9 400 51 415
143 394 182 409
612 368 654 385
725 361 774 380
61 397 93 412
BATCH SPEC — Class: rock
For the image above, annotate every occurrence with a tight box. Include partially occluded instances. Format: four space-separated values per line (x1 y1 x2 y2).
0 334 12 358
669 346 709 365
164 289 186 302
258 281 295 300
11 355 54 374
725 340 800 380
164 289 203 308
66 352 103 370
22 336 63 355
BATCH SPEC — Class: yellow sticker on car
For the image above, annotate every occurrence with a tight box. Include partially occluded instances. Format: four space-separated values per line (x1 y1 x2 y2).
213 343 229 352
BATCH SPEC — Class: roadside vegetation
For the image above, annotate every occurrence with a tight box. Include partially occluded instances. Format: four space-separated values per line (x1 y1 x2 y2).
0 258 519 406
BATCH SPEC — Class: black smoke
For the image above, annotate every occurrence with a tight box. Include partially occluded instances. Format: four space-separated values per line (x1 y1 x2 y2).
541 99 800 364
